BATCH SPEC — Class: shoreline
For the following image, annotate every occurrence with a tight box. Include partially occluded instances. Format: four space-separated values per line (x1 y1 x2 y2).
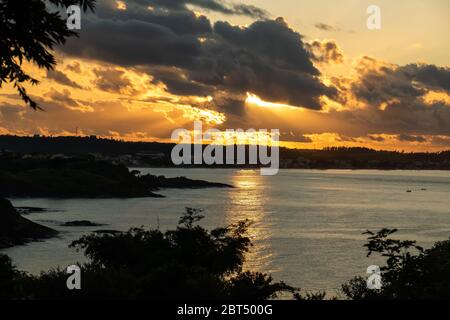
130 166 450 171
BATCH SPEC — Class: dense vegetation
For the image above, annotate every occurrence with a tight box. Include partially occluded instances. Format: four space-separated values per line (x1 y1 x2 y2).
1 208 448 300
0 157 156 198
342 228 450 299
1 135 449 169
0 208 298 300
0 155 231 198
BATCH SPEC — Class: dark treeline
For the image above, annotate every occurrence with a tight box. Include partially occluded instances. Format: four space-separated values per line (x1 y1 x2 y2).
0 155 231 198
1 135 450 169
0 135 174 155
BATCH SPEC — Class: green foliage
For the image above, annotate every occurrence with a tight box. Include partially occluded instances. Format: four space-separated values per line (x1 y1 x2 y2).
0 0 95 109
342 228 450 299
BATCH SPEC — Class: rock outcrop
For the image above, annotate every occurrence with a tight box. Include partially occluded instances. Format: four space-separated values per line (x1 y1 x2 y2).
0 198 58 249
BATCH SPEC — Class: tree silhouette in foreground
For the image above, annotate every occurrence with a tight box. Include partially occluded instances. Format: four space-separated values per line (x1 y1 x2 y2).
342 228 450 299
0 208 300 300
1 214 449 300
0 0 95 109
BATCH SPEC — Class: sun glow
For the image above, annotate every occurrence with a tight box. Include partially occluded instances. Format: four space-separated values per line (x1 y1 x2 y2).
423 91 450 105
180 106 226 125
245 93 300 110
116 1 127 10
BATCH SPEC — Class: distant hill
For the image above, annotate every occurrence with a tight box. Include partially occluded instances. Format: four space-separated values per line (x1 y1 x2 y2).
0 135 174 155
1 135 450 169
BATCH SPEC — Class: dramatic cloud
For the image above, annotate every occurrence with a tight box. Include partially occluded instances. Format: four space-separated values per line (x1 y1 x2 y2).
0 102 25 123
60 3 336 112
206 18 336 109
65 62 82 73
92 67 134 93
352 57 450 105
0 92 189 140
306 40 344 64
46 69 83 89
327 57 450 137
140 0 269 19
43 88 93 112
368 135 385 142
147 66 213 96
62 18 202 67
3 0 449 151
397 134 427 143
96 1 213 35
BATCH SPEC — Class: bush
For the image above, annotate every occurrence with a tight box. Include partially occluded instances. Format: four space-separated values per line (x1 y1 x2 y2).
342 228 450 299
1 208 298 300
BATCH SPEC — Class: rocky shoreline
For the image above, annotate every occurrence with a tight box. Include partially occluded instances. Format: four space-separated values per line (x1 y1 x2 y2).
0 198 58 249
0 158 232 249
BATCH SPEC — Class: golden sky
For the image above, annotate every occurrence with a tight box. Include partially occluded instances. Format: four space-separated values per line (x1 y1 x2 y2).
0 0 449 151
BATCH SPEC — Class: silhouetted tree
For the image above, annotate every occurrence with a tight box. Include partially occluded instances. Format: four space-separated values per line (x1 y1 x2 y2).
3 213 449 300
342 228 450 299
0 255 17 299
0 0 95 109
0 208 299 300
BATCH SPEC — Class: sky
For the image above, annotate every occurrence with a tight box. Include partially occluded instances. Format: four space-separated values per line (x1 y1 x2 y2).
0 0 449 151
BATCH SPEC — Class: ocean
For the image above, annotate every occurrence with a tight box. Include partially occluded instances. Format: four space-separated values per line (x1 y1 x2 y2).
3 168 450 296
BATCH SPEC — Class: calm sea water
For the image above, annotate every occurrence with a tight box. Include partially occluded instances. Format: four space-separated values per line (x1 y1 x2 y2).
3 169 450 296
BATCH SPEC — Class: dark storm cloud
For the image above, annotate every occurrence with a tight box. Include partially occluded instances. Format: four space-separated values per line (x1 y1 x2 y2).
305 40 344 64
192 18 336 109
352 59 450 105
62 18 201 67
213 18 318 75
147 66 213 96
344 58 450 136
332 99 450 137
401 64 450 93
60 4 336 111
212 96 246 116
92 67 133 93
46 69 83 89
353 67 422 105
96 0 213 35
138 0 268 19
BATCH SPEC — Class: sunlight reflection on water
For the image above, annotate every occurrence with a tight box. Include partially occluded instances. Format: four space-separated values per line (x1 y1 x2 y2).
225 171 278 274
